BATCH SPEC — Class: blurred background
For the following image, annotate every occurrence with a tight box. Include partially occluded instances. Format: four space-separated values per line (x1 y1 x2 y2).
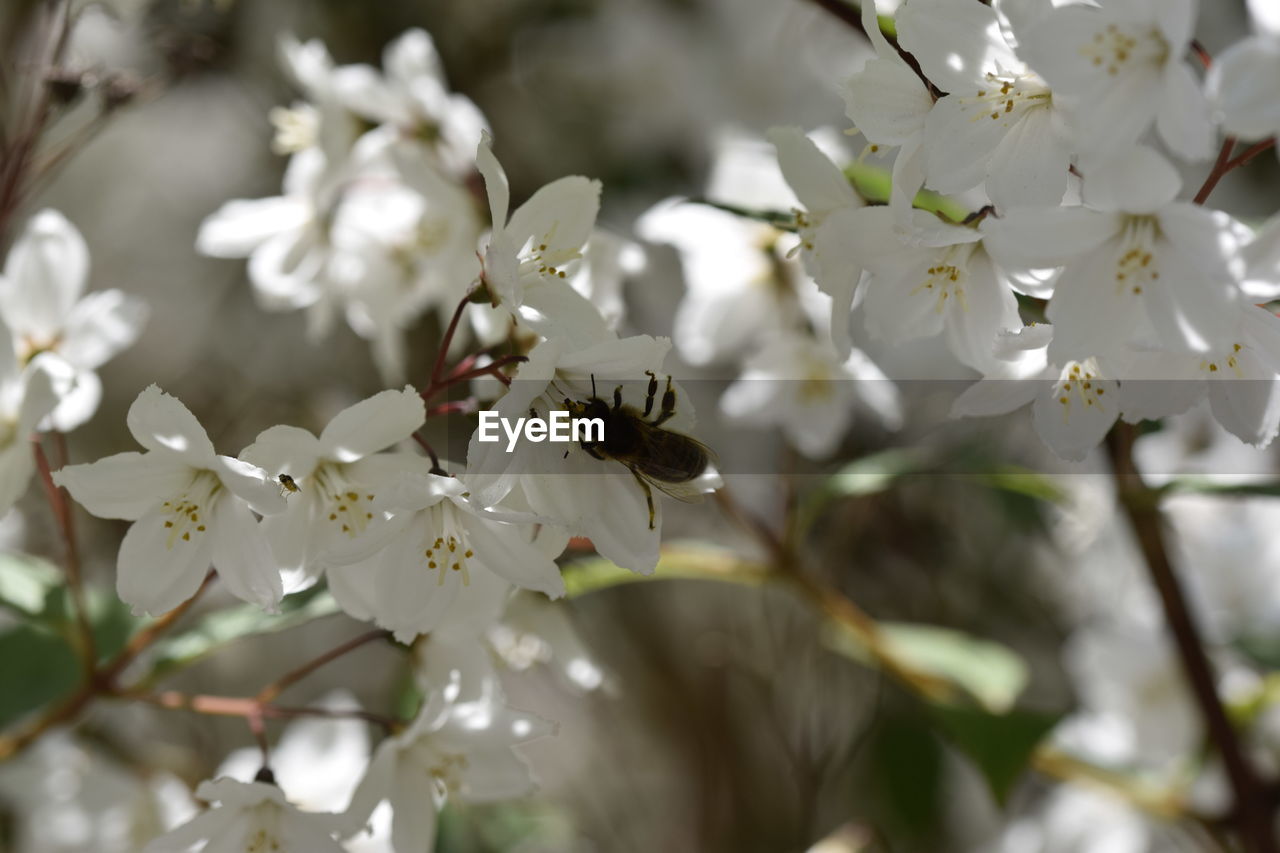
3 0 1280 851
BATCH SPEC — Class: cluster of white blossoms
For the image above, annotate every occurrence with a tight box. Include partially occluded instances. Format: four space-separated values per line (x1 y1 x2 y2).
0 209 148 519
29 23 717 852
803 0 1280 461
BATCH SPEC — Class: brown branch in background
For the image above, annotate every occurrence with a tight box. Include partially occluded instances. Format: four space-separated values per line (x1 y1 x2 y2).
1190 39 1213 70
1107 424 1278 853
255 629 391 706
32 438 95 674
1194 138 1238 205
1226 138 1277 171
99 571 216 685
126 690 400 732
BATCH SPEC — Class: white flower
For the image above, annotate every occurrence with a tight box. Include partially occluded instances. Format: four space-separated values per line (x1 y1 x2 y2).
326 465 566 643
952 324 1121 461
329 28 488 177
476 132 601 311
143 778 345 853
990 782 1150 853
983 147 1246 363
564 228 643 332
825 207 1021 372
217 692 393 853
341 685 553 853
1207 32 1280 143
720 329 900 458
636 199 810 366
841 0 933 225
1064 625 1199 767
1016 0 1214 160
0 210 147 431
52 385 287 615
768 126 867 359
1115 303 1280 447
896 0 1071 210
239 387 425 593
196 146 347 340
0 730 196 853
0 323 57 518
466 335 712 573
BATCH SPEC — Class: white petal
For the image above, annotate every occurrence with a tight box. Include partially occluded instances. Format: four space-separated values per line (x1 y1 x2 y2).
211 454 287 516
921 94 1011 197
127 385 216 465
117 508 215 615
58 289 149 370
986 110 1071 210
505 175 601 257
768 126 859 214
0 210 88 339
1156 62 1214 160
1080 146 1181 213
950 375 1040 418
457 748 539 801
389 765 440 853
463 517 565 598
897 0 1017 92
1210 377 1280 447
982 207 1117 271
45 364 102 433
209 496 284 610
0 439 36 518
476 131 510 230
1032 374 1118 461
195 196 309 258
315 387 426 463
842 57 932 145
1045 239 1142 361
385 28 444 86
141 808 232 853
53 451 192 520
1208 35 1280 140
239 424 322 478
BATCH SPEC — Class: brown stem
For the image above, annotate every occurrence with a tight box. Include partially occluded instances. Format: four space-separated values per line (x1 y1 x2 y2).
125 690 399 731
1225 139 1277 171
100 570 215 685
255 629 390 705
1107 423 1278 852
424 290 473 394
1194 138 1238 205
32 438 95 674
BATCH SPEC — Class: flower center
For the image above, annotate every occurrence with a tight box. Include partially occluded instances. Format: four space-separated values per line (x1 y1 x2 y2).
160 472 218 549
244 803 284 852
1054 361 1108 419
422 504 475 586
1200 342 1246 378
913 244 976 313
428 751 469 796
1114 217 1160 296
521 236 581 283
968 71 1052 124
312 464 377 539
1079 23 1169 76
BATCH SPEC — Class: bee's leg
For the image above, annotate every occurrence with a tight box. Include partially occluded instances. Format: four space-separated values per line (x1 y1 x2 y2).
591 374 598 399
651 375 677 426
642 370 658 417
613 385 624 411
629 468 657 530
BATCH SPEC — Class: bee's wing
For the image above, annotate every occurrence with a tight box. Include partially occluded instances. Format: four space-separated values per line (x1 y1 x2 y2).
630 430 717 503
645 476 711 503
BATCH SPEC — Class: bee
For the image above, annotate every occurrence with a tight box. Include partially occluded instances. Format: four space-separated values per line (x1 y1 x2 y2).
563 371 712 529
277 474 300 498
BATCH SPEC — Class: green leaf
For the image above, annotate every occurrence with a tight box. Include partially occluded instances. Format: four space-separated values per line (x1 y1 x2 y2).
1163 477 1280 499
967 466 1067 505
562 543 769 598
0 625 80 728
824 621 1029 713
0 553 61 618
869 714 944 838
928 704 1061 805
144 586 340 682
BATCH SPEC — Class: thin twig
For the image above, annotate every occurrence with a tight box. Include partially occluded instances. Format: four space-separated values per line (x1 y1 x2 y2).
1107 424 1278 853
32 438 95 674
1194 137 1237 205
100 571 215 685
255 629 391 706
